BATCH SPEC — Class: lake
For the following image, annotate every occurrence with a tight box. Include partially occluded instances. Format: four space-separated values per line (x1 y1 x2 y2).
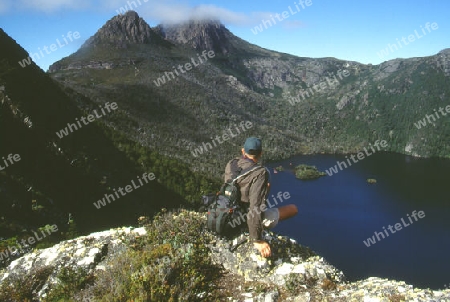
266 152 450 290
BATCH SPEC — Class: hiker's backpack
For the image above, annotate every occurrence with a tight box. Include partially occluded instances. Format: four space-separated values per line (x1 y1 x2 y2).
206 163 262 236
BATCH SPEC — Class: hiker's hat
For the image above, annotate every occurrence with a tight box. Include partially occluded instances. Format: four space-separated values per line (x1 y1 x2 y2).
244 137 262 155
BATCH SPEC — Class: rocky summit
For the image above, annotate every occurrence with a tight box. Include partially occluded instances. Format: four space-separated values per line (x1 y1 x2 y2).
0 211 449 301
81 11 159 48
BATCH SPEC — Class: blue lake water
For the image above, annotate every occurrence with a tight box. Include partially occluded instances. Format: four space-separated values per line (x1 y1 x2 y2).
267 152 450 290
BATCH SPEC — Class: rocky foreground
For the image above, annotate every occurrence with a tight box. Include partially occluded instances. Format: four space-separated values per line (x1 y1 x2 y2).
0 211 449 301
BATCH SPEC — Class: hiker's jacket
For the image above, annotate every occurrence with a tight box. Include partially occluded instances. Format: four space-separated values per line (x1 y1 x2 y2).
224 156 270 241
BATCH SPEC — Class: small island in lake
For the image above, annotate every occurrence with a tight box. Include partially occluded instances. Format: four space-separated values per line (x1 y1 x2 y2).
367 178 377 184
295 164 326 180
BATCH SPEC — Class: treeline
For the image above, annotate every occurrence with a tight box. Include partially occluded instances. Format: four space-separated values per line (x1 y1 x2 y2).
102 125 221 204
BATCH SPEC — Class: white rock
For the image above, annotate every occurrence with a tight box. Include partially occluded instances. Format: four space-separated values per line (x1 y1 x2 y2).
40 247 60 266
316 268 325 277
96 264 106 271
290 256 301 263
133 227 147 236
274 263 294 275
292 264 306 274
249 253 267 267
88 247 100 257
75 247 86 257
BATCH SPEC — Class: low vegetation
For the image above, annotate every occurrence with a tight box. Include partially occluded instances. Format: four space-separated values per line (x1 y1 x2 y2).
0 210 225 301
294 164 326 180
0 209 322 301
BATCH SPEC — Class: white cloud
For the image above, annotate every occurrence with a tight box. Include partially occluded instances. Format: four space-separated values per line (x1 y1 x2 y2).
131 1 271 26
0 1 12 13
0 0 285 28
19 0 91 13
175 4 250 25
283 20 306 29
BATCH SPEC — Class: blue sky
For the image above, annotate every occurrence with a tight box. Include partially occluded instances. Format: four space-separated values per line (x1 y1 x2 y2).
1 0 448 71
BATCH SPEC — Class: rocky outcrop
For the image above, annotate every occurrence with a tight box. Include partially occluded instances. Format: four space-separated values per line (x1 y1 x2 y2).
49 11 163 72
0 227 147 301
436 48 450 77
81 11 157 48
209 231 343 283
157 20 232 54
1 211 449 301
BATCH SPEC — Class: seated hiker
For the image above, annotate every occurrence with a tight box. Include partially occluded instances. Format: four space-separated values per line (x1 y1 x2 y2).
224 137 298 258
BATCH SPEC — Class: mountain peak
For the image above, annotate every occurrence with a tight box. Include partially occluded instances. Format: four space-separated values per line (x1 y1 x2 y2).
156 20 232 54
82 10 155 48
121 10 139 20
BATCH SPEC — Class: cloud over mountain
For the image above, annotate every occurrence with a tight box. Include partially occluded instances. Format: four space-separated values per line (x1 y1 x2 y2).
0 0 274 27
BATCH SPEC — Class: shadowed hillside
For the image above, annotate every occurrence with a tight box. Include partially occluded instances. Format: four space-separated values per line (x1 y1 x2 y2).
0 28 218 267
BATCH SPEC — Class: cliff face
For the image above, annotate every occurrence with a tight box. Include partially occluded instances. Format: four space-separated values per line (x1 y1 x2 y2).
82 11 157 47
156 20 233 54
0 211 449 301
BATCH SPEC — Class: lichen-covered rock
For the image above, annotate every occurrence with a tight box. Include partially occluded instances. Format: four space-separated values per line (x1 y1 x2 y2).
0 227 146 300
338 277 450 302
1 211 449 301
208 230 345 288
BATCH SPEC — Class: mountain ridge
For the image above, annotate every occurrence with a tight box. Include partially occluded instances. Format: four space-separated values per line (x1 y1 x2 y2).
47 11 450 181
